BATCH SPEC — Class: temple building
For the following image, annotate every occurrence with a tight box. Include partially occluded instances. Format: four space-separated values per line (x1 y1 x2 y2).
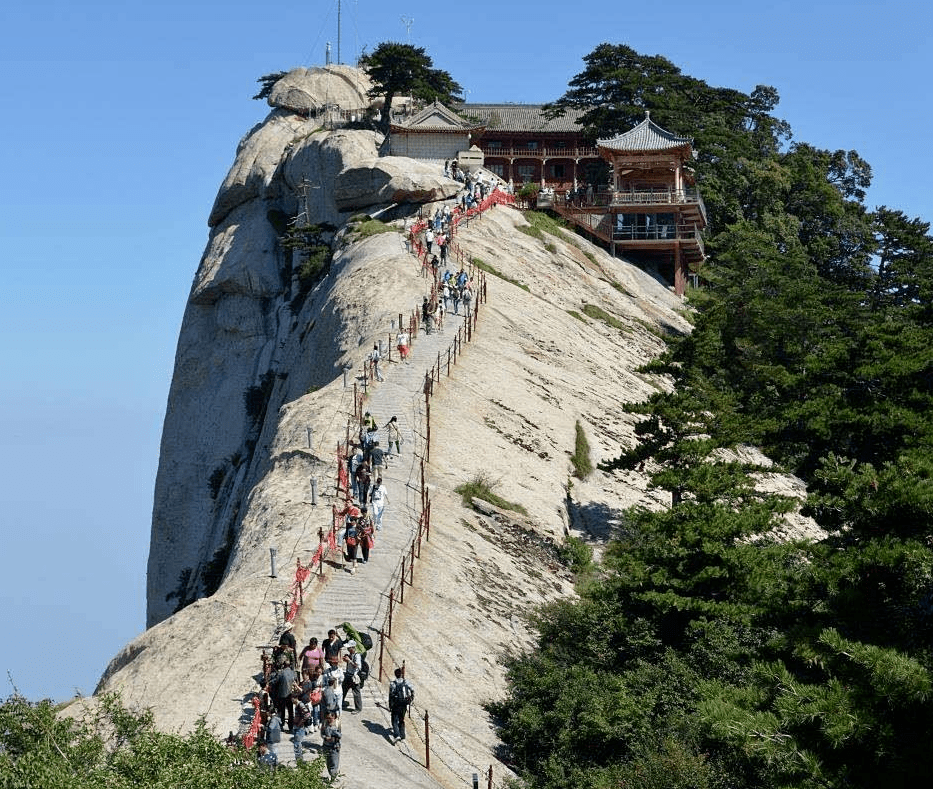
458 104 602 189
389 100 484 164
552 112 707 295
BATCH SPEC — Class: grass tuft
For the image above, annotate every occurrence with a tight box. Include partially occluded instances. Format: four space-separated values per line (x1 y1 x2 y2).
455 473 528 515
582 303 628 332
471 257 529 292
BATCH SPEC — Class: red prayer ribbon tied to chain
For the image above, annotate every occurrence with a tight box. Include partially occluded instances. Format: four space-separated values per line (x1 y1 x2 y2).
338 456 349 494
242 696 262 749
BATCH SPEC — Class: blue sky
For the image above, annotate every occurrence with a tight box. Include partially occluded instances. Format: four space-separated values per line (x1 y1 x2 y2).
1 0 930 703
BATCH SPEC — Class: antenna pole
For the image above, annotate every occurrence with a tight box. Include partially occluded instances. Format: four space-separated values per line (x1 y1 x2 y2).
401 16 414 43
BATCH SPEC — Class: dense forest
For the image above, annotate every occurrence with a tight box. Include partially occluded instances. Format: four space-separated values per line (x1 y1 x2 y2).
494 44 933 789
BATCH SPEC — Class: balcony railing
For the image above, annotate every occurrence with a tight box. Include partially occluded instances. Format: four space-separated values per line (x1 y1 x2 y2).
480 146 600 159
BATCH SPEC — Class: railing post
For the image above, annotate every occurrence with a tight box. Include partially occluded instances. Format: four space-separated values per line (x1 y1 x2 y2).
400 559 406 604
318 528 324 577
424 711 430 771
447 348 451 376
378 628 385 683
426 498 431 541
410 541 415 584
388 588 394 639
417 512 423 558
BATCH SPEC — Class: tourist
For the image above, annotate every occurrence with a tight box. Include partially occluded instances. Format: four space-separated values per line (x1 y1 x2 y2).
270 660 296 732
322 629 346 671
388 668 415 745
320 711 342 781
384 415 402 456
370 477 388 531
343 514 359 574
396 328 410 360
257 741 278 771
370 441 387 474
462 284 473 318
341 642 363 714
299 637 326 679
354 459 371 505
358 507 375 558
291 688 311 763
370 343 384 382
348 444 363 500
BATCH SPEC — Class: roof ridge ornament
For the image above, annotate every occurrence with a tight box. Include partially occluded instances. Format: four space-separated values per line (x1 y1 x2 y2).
645 110 650 119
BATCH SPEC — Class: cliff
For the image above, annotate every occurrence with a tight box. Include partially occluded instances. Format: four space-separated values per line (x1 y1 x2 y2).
83 67 815 787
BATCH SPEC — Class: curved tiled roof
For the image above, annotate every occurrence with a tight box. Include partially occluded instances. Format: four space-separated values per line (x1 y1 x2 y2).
598 112 692 152
456 103 586 133
392 100 484 132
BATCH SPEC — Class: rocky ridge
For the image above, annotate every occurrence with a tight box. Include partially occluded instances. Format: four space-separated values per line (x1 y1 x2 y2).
78 67 821 788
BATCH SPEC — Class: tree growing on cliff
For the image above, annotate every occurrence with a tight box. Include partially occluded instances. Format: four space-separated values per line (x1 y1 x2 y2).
359 42 462 134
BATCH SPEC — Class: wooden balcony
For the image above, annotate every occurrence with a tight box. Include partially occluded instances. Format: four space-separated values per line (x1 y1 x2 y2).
551 202 705 261
479 145 600 160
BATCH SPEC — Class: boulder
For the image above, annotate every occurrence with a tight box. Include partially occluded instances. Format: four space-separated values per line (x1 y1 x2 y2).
268 65 373 114
335 155 462 210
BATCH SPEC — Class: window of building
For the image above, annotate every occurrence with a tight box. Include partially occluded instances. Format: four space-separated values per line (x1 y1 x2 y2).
517 165 536 182
488 164 504 177
487 140 502 149
555 140 566 149
551 164 566 179
526 141 538 150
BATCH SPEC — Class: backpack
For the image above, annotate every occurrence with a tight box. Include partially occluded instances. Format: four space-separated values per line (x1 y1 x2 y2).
390 679 413 707
358 657 370 684
293 700 310 729
359 632 374 651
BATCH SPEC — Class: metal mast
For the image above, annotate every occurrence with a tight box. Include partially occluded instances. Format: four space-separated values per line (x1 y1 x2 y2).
337 0 342 64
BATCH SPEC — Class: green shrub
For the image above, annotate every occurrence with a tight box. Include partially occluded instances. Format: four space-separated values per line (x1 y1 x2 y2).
557 534 593 574
571 420 593 479
455 474 528 515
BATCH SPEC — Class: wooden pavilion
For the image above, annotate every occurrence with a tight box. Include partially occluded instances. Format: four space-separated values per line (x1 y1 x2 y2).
552 111 707 295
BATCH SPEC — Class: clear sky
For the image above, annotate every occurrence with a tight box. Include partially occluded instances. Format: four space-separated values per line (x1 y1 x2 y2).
1 0 930 703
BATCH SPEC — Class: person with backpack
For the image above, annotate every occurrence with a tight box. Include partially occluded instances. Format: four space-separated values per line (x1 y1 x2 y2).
290 687 311 763
388 668 415 744
341 642 363 714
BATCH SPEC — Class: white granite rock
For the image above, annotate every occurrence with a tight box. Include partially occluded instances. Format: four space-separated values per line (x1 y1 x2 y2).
267 65 373 114
335 155 463 210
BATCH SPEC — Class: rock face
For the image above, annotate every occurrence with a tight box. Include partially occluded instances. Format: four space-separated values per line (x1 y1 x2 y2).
90 66 820 789
268 65 373 115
